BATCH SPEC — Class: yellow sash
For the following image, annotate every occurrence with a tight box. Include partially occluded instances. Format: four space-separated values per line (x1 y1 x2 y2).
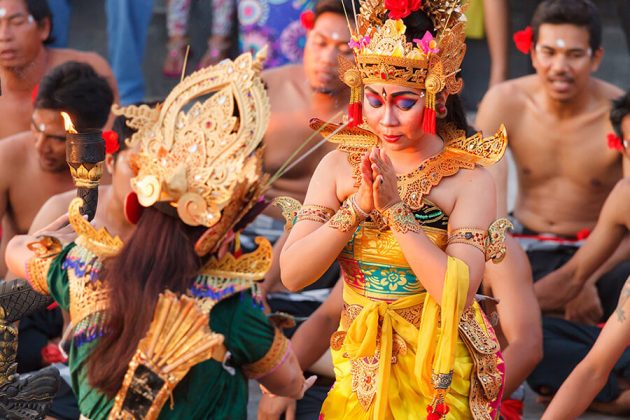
342 257 469 418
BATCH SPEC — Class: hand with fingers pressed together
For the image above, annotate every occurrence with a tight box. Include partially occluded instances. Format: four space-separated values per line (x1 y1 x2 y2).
369 146 401 212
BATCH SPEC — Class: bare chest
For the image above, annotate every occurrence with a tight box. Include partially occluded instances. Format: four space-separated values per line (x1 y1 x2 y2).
7 169 75 233
0 97 32 139
510 115 620 190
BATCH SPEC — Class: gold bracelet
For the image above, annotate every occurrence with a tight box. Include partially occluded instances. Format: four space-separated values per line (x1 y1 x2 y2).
25 236 63 295
381 202 422 234
296 205 335 224
447 228 488 256
329 197 361 232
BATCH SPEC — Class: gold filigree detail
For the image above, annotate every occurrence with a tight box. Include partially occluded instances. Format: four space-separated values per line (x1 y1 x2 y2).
350 355 379 411
330 331 347 351
329 198 361 233
487 218 513 263
297 205 335 225
242 328 289 379
380 202 422 233
272 196 303 231
25 236 63 295
114 49 271 230
445 124 508 167
448 227 487 255
111 291 224 420
200 237 272 281
68 162 104 189
69 198 123 258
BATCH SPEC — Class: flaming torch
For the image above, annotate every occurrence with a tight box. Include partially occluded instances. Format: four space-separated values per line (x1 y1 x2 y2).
61 112 105 221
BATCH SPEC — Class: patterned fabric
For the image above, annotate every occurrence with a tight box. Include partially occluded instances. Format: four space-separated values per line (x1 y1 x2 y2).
167 0 236 38
321 198 505 419
45 246 279 420
238 0 315 68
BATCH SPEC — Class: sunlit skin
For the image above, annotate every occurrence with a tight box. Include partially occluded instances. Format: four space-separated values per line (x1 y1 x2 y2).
531 23 603 103
30 108 66 172
0 0 47 69
303 12 353 93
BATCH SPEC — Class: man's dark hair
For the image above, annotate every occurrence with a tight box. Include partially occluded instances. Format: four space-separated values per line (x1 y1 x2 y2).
35 61 113 131
531 0 602 52
314 0 360 21
611 92 630 138
25 0 54 44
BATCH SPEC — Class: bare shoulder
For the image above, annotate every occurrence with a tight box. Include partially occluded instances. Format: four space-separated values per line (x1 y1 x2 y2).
0 132 31 165
479 76 533 113
318 149 349 172
262 64 303 89
49 48 113 75
453 165 496 191
592 78 624 101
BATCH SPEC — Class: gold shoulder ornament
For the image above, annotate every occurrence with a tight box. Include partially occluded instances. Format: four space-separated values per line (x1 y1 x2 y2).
110 291 225 420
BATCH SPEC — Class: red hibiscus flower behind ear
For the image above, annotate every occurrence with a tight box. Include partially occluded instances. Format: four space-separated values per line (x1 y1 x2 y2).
300 10 315 30
103 130 120 154
607 132 624 151
513 26 533 54
384 0 422 20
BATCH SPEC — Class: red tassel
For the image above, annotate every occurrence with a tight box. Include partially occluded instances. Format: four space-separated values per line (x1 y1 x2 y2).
422 107 436 135
427 413 441 420
348 102 362 127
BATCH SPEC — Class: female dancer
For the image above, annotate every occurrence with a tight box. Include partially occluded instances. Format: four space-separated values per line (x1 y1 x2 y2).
3 51 310 419
276 1 509 418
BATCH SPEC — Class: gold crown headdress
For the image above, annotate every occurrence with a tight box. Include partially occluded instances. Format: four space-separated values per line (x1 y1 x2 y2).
342 0 468 134
113 49 271 256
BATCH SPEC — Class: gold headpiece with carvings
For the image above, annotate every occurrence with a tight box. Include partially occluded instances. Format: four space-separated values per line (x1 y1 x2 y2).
113 49 271 256
343 0 468 133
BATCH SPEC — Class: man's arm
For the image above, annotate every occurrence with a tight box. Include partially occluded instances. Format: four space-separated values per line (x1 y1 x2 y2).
484 236 542 398
483 0 509 87
28 192 73 234
535 178 629 310
475 84 512 216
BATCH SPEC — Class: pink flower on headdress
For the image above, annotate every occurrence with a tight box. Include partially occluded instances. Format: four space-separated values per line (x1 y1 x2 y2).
607 132 624 151
513 26 533 54
384 0 422 20
414 31 439 54
348 35 371 50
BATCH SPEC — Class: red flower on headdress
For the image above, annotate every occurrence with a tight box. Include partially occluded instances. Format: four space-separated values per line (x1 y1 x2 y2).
513 26 533 54
103 130 120 154
384 0 422 20
607 132 624 151
300 10 315 30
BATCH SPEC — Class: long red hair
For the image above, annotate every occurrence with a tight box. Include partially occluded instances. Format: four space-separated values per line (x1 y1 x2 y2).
86 206 207 396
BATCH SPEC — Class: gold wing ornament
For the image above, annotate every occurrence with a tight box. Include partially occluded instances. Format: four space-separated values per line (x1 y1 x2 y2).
110 292 225 420
113 49 271 256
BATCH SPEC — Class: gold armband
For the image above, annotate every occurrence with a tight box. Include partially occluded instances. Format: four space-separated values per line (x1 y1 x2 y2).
296 205 335 225
25 236 63 295
329 194 367 233
447 228 487 256
448 218 513 263
381 201 422 234
242 328 290 379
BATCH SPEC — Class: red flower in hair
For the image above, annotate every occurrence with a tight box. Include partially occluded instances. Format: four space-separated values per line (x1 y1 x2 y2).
103 130 120 154
607 132 624 151
300 10 315 30
384 0 422 20
513 26 533 54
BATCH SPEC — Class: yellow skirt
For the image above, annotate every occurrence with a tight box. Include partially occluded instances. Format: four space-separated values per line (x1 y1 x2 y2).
320 286 503 419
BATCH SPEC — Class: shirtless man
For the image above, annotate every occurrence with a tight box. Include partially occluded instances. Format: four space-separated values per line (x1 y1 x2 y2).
476 0 629 406
0 0 117 139
0 61 113 277
246 0 356 289
538 91 630 415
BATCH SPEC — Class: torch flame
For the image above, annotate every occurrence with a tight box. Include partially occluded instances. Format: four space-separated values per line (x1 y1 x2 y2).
61 112 77 134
